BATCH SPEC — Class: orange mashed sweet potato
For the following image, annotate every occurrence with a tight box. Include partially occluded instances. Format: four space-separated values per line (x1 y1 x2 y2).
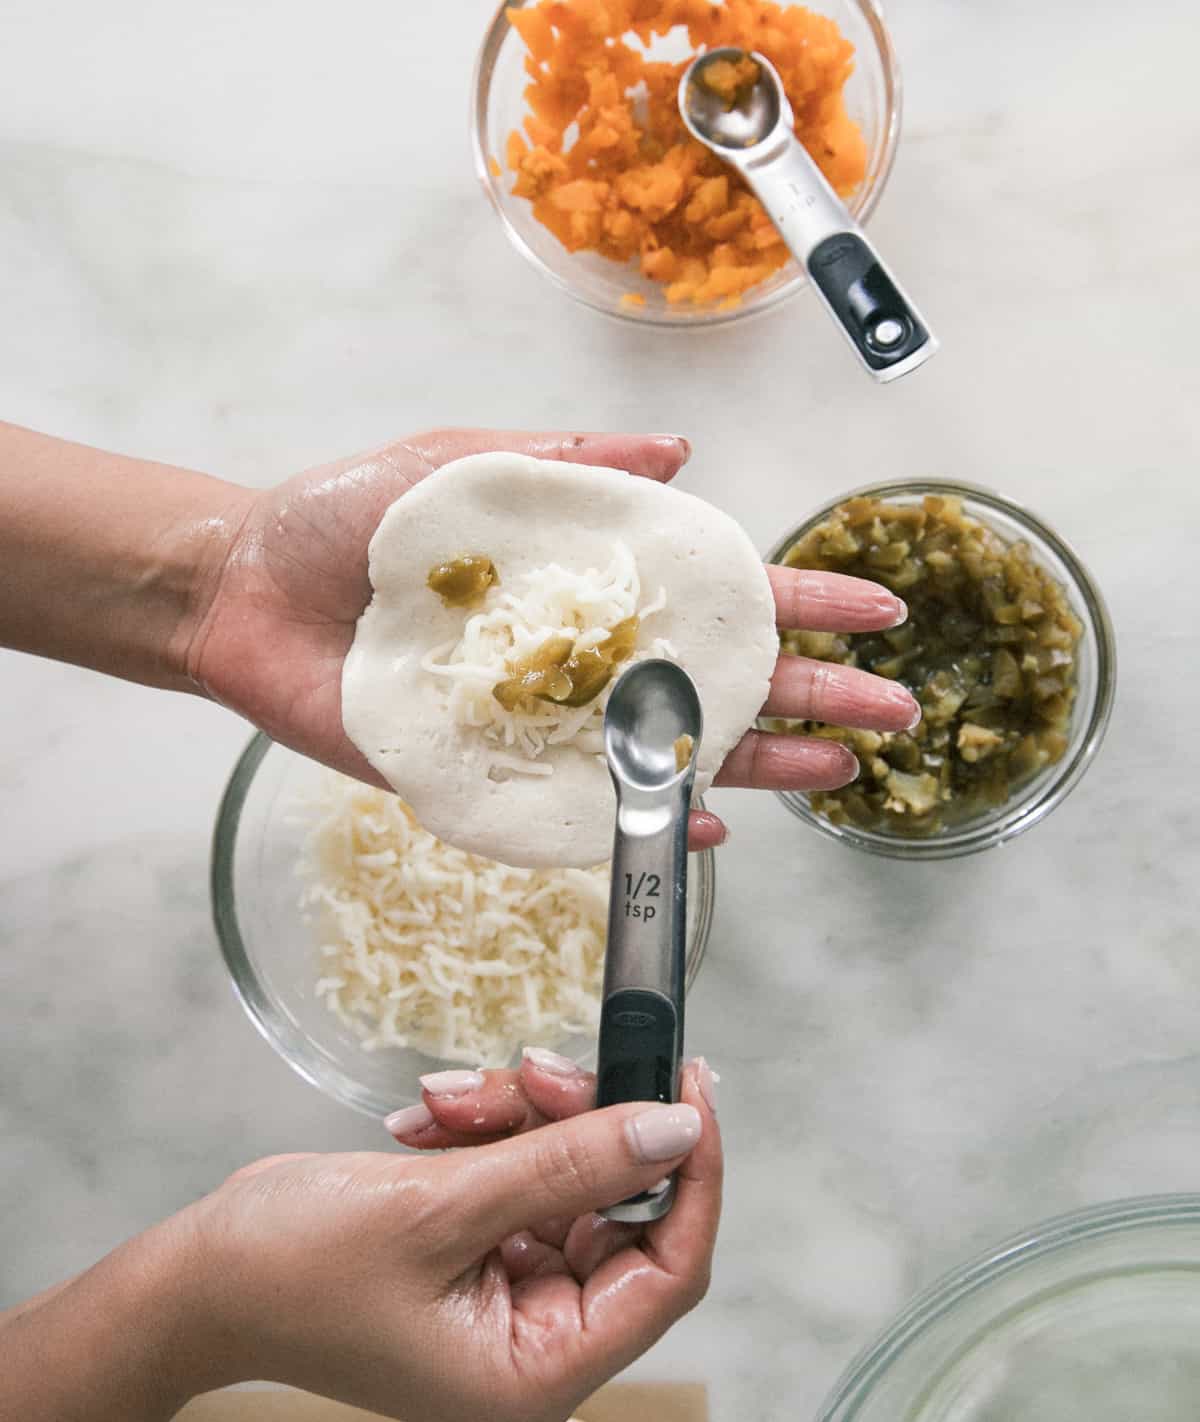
504 0 867 307
696 52 762 105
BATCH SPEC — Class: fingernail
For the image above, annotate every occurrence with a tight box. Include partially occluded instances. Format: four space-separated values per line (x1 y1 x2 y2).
650 433 692 463
420 1069 485 1097
906 703 923 731
885 596 909 628
693 810 728 846
647 1177 671 1196
881 682 921 722
718 821 732 845
522 1046 580 1076
384 1103 434 1136
692 1057 719 1115
625 1103 702 1163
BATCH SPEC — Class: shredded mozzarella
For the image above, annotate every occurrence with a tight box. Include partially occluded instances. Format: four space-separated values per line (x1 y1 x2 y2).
420 540 675 775
300 776 609 1067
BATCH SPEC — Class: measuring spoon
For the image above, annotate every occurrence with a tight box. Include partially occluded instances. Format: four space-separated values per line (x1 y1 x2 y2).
596 659 702 1223
679 47 937 382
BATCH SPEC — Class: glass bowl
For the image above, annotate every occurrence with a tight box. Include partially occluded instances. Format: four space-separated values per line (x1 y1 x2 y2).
817 1196 1200 1422
210 734 715 1118
471 0 901 328
765 480 1117 860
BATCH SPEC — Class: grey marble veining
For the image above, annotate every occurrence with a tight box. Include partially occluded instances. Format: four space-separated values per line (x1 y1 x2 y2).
2 1 1199 1418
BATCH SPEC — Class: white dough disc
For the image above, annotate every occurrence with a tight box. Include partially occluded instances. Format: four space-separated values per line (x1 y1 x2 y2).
341 452 778 868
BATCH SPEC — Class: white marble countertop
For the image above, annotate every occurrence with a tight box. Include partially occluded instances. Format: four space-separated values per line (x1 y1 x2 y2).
2 1 1198 1416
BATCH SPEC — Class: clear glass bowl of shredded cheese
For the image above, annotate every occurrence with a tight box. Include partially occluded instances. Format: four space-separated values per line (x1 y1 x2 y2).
211 734 715 1118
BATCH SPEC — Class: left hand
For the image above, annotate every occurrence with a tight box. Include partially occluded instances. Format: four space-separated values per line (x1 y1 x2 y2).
190 1058 720 1422
187 429 919 849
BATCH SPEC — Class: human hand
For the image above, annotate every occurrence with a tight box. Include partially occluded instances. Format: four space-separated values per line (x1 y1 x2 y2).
178 1057 719 1422
0 1058 718 1422
186 429 919 848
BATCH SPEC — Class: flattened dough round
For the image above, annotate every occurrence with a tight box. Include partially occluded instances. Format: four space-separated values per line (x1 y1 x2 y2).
342 453 778 867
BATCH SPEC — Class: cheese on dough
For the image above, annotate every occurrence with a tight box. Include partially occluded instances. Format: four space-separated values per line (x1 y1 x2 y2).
342 452 778 868
420 539 674 772
303 774 607 1067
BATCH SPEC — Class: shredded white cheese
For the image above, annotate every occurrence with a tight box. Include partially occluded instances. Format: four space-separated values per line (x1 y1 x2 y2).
420 540 675 776
300 775 609 1067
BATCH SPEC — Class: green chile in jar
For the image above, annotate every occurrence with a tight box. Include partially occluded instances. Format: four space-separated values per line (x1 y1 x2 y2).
769 494 1083 835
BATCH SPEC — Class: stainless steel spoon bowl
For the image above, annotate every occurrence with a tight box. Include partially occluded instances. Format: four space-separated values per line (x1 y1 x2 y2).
682 49 782 151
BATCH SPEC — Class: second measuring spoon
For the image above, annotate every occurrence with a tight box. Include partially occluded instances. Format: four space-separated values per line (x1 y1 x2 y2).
679 47 937 382
596 659 702 1223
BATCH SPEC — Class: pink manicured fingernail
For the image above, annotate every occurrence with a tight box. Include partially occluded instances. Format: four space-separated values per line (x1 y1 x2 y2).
522 1046 580 1076
625 1103 702 1163
691 810 727 846
885 596 909 627
692 1057 719 1115
384 1103 434 1136
420 1069 485 1097
881 682 921 723
649 433 692 463
880 682 922 731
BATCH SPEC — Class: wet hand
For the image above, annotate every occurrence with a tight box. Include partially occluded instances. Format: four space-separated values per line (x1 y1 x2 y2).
186 430 916 848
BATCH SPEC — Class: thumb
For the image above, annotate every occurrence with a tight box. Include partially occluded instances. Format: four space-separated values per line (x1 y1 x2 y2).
434 1101 703 1254
399 429 691 484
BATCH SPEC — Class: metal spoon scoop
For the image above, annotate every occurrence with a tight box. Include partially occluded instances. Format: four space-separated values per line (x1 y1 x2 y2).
596 659 702 1223
679 47 937 382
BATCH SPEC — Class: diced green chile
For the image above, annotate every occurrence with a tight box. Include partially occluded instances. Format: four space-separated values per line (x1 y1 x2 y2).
768 495 1082 835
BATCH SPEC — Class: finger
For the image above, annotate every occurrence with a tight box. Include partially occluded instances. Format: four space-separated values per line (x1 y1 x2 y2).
383 1102 479 1151
419 1069 534 1130
529 1215 578 1249
392 1052 599 1244
563 1213 643 1280
685 808 727 852
641 1059 723 1280
713 729 859 790
385 1054 596 1152
401 429 691 484
499 1230 573 1284
767 564 906 631
518 1049 597 1121
762 655 919 731
385 1070 541 1151
304 429 691 593
432 1100 703 1261
558 1061 722 1384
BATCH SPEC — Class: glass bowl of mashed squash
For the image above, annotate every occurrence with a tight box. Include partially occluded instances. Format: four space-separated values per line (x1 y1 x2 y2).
211 734 715 1117
764 481 1116 860
473 0 901 327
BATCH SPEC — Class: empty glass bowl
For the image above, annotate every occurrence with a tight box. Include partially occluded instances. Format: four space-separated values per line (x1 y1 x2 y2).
472 0 901 327
818 1196 1200 1422
210 735 714 1117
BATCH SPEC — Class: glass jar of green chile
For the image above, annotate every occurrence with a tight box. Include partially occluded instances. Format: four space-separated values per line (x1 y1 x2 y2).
762 481 1116 861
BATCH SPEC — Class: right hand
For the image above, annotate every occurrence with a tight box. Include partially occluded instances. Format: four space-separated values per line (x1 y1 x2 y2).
180 1057 720 1422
